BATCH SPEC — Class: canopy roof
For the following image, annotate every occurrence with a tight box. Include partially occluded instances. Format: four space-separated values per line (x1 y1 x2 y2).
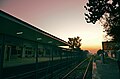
0 10 69 46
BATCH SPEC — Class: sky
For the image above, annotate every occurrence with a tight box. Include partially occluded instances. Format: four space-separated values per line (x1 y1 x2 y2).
0 0 104 53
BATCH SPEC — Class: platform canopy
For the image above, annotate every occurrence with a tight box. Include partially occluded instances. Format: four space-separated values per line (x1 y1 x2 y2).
0 10 69 46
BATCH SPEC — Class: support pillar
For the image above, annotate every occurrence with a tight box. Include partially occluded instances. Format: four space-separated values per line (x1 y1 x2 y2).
0 34 5 79
22 45 25 58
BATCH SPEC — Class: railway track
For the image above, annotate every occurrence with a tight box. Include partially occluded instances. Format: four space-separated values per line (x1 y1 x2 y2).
60 56 93 79
3 57 92 79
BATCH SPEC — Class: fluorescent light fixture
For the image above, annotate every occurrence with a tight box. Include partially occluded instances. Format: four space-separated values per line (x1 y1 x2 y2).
16 32 23 35
48 41 52 43
37 37 42 40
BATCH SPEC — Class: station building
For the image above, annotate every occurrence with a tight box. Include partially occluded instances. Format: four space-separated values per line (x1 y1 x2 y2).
0 10 81 79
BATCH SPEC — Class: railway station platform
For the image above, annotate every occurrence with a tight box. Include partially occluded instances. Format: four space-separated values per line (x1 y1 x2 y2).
92 58 119 79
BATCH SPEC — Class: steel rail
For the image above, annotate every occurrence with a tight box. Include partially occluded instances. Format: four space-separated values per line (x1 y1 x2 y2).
82 57 93 79
61 57 90 79
40 59 78 79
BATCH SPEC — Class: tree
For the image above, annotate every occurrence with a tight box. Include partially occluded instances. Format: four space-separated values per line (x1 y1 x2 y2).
97 49 104 56
84 0 120 41
68 36 82 49
97 49 105 63
97 49 108 57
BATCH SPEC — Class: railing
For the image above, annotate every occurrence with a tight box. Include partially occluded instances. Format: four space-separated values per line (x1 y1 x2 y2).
4 57 80 79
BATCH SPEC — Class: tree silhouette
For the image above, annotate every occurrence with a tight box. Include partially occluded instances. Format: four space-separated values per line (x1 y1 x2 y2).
84 0 120 41
68 36 82 49
97 49 104 56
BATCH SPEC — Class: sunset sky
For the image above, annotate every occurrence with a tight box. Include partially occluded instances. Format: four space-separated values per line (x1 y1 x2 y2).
0 0 104 53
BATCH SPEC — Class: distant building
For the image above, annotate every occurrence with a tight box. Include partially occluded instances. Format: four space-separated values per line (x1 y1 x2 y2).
102 41 118 58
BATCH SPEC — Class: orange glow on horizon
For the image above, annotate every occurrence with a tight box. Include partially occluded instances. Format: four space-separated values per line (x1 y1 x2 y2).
81 45 102 54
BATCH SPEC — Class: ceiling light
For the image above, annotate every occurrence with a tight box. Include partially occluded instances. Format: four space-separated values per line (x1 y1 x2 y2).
48 41 52 43
16 32 23 35
37 38 42 40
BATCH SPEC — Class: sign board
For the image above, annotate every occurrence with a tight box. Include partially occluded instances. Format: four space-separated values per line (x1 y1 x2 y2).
102 42 117 50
